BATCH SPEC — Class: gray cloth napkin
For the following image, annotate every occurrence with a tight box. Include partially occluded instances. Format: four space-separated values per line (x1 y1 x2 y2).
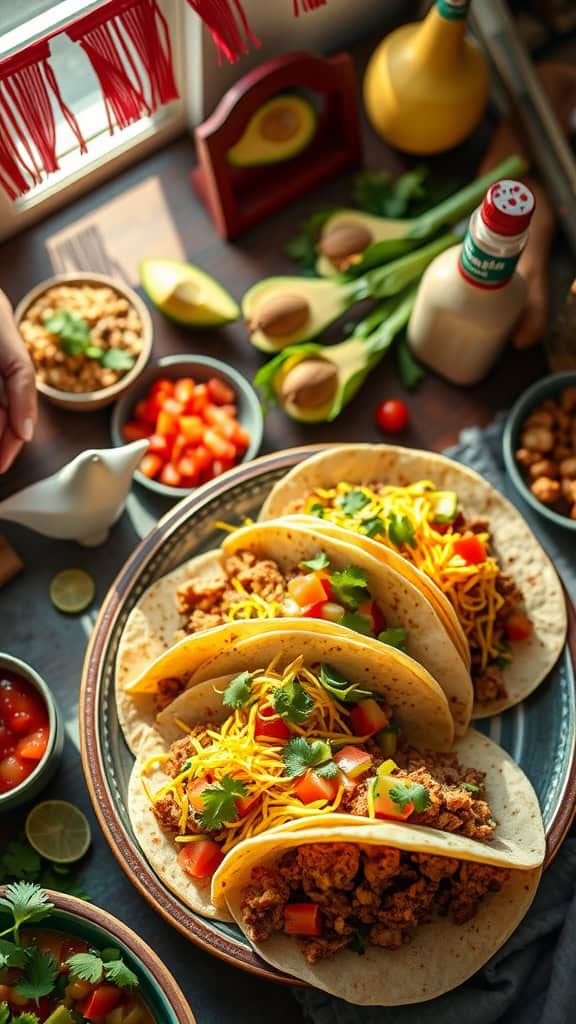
294 417 576 1024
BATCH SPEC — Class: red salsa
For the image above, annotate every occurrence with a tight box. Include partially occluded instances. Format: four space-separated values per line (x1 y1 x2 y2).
0 671 50 793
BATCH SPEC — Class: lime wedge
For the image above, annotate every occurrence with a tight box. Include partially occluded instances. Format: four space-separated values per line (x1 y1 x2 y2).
25 801 92 864
50 569 95 614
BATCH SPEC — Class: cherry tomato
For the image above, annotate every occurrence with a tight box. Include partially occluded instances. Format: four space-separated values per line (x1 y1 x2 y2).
177 839 224 879
375 399 409 434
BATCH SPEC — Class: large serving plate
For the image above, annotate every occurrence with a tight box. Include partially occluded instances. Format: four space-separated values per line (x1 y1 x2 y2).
81 446 576 983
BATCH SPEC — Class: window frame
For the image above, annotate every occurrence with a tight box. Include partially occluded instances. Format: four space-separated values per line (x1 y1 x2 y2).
0 0 203 242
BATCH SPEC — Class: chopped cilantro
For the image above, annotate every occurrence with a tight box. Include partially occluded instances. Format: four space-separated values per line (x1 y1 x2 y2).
102 958 138 989
11 1014 39 1024
199 776 247 830
0 836 90 901
0 939 27 970
0 883 53 943
0 1007 8 1024
300 551 330 571
337 490 371 516
460 782 480 794
377 627 408 651
222 671 253 709
66 950 138 989
66 952 104 983
318 664 372 704
315 760 339 779
100 348 135 371
329 565 370 611
13 949 58 1004
363 516 387 539
282 738 332 778
389 782 431 813
387 513 416 549
272 676 314 725
309 503 325 518
339 611 373 636
43 308 134 370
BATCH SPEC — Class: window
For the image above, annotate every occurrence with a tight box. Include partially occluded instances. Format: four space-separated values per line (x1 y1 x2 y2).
0 0 197 240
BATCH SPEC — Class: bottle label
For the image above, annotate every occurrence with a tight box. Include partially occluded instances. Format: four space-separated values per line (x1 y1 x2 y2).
459 233 520 289
436 0 470 20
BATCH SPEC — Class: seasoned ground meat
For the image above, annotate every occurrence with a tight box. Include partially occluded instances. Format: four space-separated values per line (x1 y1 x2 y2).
152 793 182 832
175 550 289 635
240 844 509 962
154 676 186 711
474 664 507 704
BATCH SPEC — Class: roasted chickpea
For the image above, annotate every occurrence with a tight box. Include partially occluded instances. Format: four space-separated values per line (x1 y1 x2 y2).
560 457 576 479
515 447 541 467
520 426 555 453
560 478 576 504
561 386 576 413
528 459 560 480
524 409 555 429
530 477 561 504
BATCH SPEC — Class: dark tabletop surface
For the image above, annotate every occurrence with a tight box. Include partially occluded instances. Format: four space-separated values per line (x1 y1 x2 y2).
0 33 574 1024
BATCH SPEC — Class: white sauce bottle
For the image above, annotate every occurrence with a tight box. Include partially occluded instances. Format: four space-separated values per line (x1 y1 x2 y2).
407 179 535 385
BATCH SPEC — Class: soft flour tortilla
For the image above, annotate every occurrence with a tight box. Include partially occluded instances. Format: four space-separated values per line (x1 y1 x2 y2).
214 822 542 1006
260 444 567 718
132 620 456 752
116 519 474 752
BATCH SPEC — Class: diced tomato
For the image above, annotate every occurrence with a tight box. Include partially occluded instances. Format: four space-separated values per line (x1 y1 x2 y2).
212 458 235 477
161 397 184 418
179 415 204 443
149 377 174 397
294 769 339 804
287 573 328 609
171 433 190 465
178 839 224 879
203 429 236 461
0 683 47 735
254 705 290 741
177 455 200 486
453 535 487 564
0 754 33 793
319 575 334 601
337 770 358 795
147 433 171 458
81 984 122 1019
139 453 164 479
134 398 154 423
207 376 236 405
349 699 389 738
371 775 413 821
193 445 212 473
358 600 386 635
284 903 322 936
505 611 533 642
189 383 209 414
16 725 49 762
188 776 211 811
334 745 372 778
231 425 251 451
121 421 150 443
159 463 182 488
173 377 197 407
156 409 180 437
236 790 260 818
0 725 16 757
145 391 168 422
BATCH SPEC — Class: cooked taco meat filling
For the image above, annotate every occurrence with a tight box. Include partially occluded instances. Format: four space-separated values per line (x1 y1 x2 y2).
144 658 496 880
240 843 510 962
290 481 533 704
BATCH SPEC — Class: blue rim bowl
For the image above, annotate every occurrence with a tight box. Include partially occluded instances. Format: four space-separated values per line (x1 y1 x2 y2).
110 354 264 499
502 370 576 532
0 652 65 812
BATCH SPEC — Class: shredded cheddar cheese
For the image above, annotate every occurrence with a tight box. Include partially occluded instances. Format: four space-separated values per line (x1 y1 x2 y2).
303 481 510 671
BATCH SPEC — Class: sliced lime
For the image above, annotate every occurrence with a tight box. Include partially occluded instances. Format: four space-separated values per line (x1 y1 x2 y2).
49 569 95 614
25 801 92 864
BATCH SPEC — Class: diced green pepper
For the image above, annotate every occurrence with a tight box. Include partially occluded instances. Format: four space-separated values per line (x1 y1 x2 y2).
430 490 458 524
374 726 399 756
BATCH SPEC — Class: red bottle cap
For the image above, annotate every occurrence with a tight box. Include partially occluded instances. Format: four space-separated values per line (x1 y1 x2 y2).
480 179 535 236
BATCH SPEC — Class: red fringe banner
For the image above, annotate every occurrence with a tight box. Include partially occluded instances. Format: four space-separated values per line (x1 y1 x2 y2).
67 0 179 132
293 0 329 11
185 0 261 63
0 40 85 199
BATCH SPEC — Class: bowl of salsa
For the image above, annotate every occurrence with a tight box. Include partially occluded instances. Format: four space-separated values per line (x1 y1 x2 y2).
0 653 64 811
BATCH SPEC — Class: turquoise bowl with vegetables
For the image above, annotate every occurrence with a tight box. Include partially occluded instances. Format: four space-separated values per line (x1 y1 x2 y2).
0 885 195 1024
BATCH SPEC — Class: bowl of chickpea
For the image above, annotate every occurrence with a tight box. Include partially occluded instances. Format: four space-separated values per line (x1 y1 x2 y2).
15 273 153 411
503 371 576 530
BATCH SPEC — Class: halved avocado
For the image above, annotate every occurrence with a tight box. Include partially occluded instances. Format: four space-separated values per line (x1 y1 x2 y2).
227 95 316 168
316 210 414 276
243 276 349 353
140 259 239 327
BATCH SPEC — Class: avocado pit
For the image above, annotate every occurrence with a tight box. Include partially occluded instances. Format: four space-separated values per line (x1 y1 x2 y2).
251 293 311 338
280 358 338 410
260 104 302 143
318 222 373 269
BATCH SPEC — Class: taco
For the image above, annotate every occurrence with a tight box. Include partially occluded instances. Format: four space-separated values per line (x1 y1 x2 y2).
212 822 541 1004
260 444 567 717
116 519 473 752
127 628 544 922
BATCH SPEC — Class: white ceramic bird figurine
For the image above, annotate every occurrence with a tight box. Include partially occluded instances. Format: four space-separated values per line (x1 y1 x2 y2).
0 440 148 547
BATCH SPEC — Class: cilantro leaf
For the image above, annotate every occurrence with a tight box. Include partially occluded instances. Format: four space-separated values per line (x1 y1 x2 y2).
104 958 138 988
0 1004 9 1024
337 490 370 516
66 952 104 983
460 781 481 794
199 776 247 830
282 738 332 778
100 348 135 371
377 627 407 652
0 841 42 882
315 760 339 779
0 884 53 942
272 677 314 725
389 782 431 813
11 1014 40 1024
318 664 372 704
0 938 27 969
363 516 387 539
222 671 253 710
309 503 325 519
329 566 370 611
339 611 373 636
13 949 58 1004
387 513 416 549
44 310 91 357
300 551 330 572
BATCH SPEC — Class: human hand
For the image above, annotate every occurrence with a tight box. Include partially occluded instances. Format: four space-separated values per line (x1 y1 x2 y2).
0 289 37 473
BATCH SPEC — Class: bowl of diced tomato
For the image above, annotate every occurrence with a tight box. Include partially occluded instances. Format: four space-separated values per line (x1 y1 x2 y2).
111 355 264 497
0 653 64 811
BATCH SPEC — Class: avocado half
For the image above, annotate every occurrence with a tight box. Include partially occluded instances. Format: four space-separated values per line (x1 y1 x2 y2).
140 259 239 327
243 276 349 353
227 95 317 168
